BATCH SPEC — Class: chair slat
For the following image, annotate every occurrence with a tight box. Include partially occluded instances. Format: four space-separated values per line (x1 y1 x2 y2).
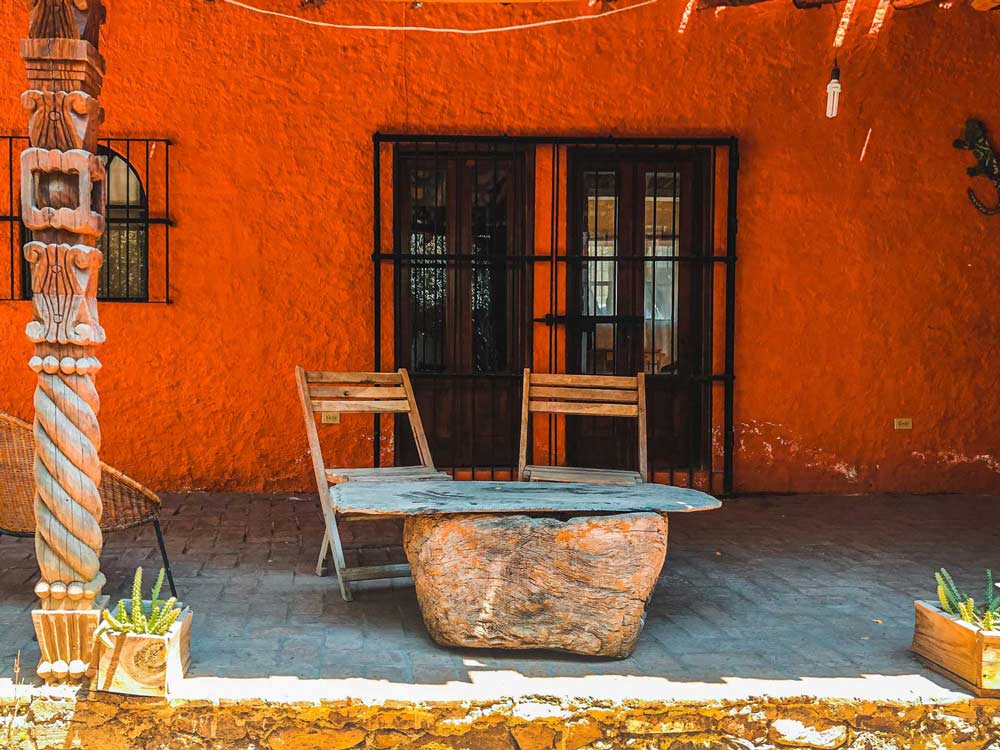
305 371 403 385
517 369 648 488
309 385 407 399
528 401 639 417
529 373 637 389
311 400 411 413
529 386 637 403
340 563 411 583
523 465 644 485
326 466 450 484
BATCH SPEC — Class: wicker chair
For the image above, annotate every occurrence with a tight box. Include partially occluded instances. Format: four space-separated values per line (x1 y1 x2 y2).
0 410 176 597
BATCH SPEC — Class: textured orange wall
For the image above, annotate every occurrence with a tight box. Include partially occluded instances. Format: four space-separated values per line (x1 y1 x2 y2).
0 1 997 494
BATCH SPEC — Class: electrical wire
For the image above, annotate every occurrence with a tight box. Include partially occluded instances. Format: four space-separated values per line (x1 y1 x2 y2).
215 0 659 34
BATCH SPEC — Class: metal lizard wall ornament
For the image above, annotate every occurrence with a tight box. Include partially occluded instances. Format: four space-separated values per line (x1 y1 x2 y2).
954 119 1000 216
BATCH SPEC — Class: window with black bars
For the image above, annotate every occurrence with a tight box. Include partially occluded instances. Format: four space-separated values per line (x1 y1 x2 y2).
374 134 738 495
0 136 172 303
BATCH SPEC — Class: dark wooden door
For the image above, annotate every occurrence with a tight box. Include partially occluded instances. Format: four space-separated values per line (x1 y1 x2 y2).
566 149 710 473
393 145 533 473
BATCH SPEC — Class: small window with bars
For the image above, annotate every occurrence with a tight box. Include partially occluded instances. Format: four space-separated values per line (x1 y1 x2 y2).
98 145 148 300
0 136 172 302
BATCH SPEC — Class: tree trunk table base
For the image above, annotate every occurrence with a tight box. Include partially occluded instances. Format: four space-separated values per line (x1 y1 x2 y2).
403 512 668 658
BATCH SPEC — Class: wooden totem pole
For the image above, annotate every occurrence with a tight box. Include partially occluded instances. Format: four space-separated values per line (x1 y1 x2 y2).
21 0 108 682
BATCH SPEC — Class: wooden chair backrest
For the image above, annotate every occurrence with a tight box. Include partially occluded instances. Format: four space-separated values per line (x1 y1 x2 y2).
294 368 435 497
517 370 647 482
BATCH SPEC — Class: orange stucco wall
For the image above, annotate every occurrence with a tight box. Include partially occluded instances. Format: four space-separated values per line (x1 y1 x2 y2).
0 1 998 494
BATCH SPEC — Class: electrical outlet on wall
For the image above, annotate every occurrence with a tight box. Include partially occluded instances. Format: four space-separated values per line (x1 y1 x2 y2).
893 418 913 430
321 412 340 425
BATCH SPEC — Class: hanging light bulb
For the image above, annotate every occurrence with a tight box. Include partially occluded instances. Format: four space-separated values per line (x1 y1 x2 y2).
826 59 842 119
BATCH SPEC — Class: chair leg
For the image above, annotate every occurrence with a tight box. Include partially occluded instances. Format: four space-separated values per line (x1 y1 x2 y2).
330 532 352 603
325 516 352 602
316 531 331 577
152 517 178 598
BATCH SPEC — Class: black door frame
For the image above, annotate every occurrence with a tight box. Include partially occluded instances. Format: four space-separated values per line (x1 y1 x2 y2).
373 133 739 495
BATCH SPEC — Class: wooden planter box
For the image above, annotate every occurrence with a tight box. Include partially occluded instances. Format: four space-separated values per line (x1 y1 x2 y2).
94 608 192 697
912 600 1000 697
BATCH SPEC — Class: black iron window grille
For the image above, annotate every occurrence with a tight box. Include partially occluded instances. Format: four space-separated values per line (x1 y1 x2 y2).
374 134 739 496
1 136 172 303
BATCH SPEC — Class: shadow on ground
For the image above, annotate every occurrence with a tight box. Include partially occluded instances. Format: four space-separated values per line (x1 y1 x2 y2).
1 493 995 694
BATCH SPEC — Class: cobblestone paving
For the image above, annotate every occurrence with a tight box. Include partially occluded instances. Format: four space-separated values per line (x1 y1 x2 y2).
1 493 997 689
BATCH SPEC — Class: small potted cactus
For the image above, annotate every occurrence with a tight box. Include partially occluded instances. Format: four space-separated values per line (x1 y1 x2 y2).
93 567 192 697
912 568 1000 697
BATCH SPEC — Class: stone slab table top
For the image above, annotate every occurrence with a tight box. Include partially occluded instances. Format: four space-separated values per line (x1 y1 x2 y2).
331 479 721 516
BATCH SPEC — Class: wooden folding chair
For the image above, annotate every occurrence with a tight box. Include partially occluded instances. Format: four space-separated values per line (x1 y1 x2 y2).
294 367 449 600
517 370 648 486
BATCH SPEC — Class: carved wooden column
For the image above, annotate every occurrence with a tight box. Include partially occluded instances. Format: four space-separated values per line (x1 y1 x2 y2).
22 0 108 683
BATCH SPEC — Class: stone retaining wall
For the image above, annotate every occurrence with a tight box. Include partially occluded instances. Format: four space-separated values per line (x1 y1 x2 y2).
2 692 999 750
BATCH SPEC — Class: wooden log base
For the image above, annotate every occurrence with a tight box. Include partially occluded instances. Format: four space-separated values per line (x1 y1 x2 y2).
404 512 668 658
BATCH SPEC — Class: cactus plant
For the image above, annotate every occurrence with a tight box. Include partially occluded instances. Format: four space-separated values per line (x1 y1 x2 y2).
934 568 1000 631
94 567 186 649
1 652 30 746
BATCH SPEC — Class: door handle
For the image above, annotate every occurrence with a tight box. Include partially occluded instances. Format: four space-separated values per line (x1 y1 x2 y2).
533 314 566 325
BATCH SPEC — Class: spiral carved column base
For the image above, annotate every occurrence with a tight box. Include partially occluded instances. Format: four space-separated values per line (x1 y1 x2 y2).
23 0 109 682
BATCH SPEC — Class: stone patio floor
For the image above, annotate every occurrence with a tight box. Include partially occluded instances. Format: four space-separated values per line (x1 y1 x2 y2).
1 492 997 703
